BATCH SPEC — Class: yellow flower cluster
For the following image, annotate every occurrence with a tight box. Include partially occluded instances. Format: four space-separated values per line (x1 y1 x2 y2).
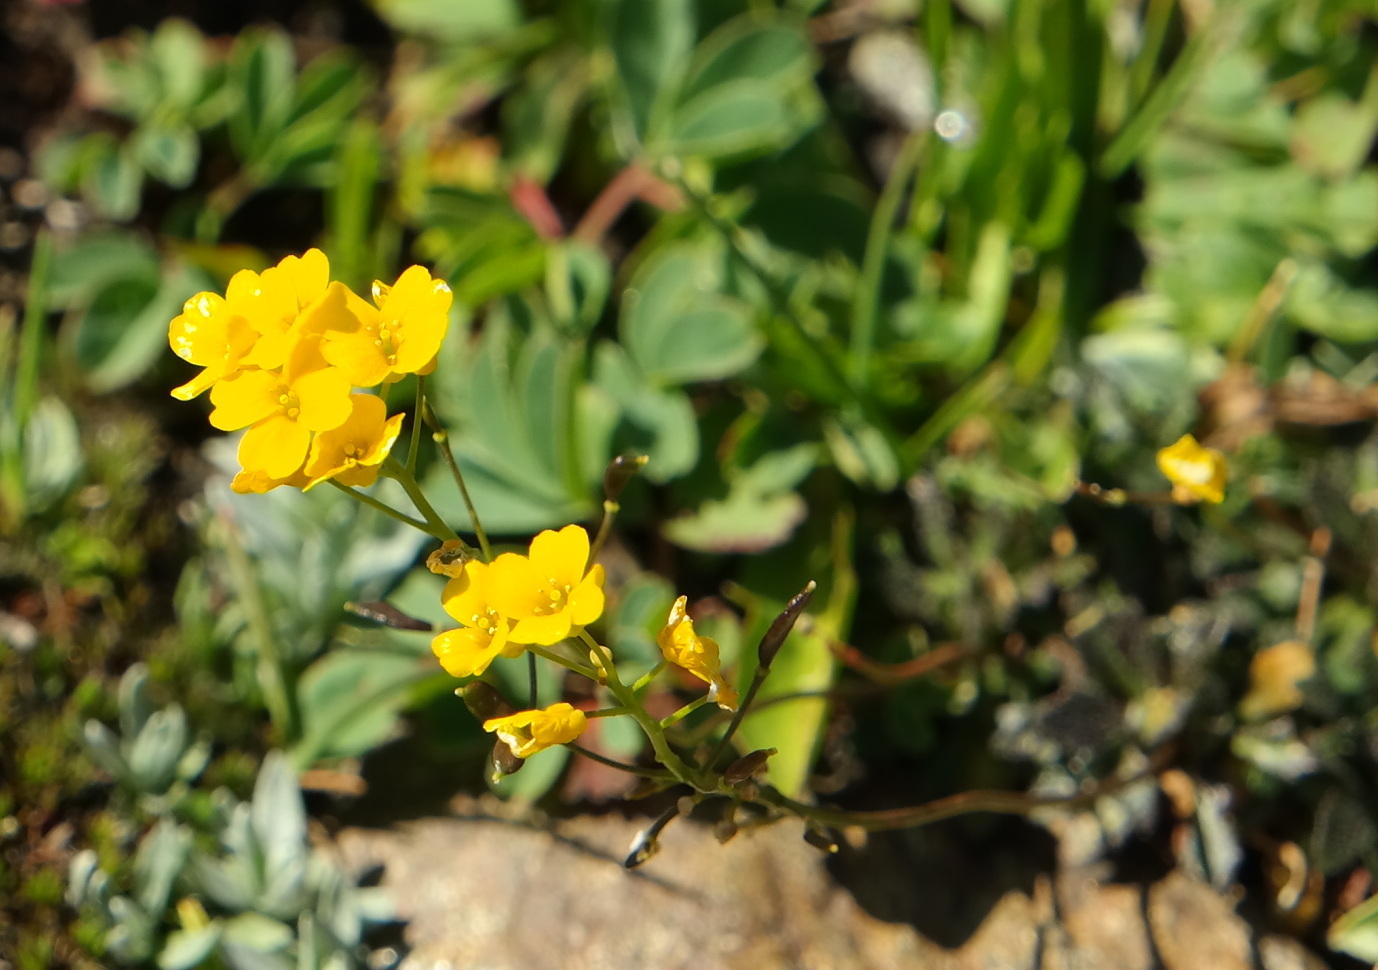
431 525 607 679
431 525 741 758
168 249 451 493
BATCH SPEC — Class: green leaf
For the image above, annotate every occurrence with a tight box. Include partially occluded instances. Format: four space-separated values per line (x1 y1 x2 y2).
504 51 589 184
369 0 520 41
132 820 192 917
227 28 296 166
71 262 212 393
250 752 307 882
733 515 854 798
47 232 161 309
221 912 294 954
294 649 425 765
128 707 190 794
21 397 83 512
84 143 142 221
545 241 611 335
620 240 762 384
1331 892 1378 962
159 924 224 970
132 124 200 187
148 19 209 113
665 79 797 160
663 487 807 553
609 0 695 142
590 342 699 484
681 19 814 102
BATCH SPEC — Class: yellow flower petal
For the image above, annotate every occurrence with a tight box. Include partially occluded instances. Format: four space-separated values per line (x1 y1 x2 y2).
238 415 311 480
483 702 587 758
1156 434 1227 505
208 369 281 431
657 595 738 710
431 626 509 678
488 526 605 645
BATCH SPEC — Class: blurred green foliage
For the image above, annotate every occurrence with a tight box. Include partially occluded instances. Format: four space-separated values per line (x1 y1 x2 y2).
4 0 1378 965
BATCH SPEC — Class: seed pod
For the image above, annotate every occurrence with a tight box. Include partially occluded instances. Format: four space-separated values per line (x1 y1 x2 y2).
723 747 777 784
461 682 514 722
490 738 525 778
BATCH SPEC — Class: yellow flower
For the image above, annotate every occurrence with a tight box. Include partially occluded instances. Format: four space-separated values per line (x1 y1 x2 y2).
168 290 258 400
301 394 405 490
488 525 605 645
321 265 453 387
208 336 353 480
657 595 738 710
431 560 522 678
231 248 335 371
484 702 588 759
1156 434 1227 505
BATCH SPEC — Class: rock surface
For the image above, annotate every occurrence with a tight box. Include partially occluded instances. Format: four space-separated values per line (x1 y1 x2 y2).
336 798 1329 970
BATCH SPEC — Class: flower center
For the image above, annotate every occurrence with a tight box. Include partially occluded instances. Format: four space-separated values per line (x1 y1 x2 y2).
277 389 300 419
532 580 572 615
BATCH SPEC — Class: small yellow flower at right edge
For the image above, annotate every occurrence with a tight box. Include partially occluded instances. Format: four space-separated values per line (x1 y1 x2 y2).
485 702 588 759
1156 434 1227 505
657 595 739 711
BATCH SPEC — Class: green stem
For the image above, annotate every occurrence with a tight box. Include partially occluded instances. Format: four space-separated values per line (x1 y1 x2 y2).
526 651 538 709
706 664 769 768
579 631 702 787
566 742 672 780
849 132 924 387
660 694 711 729
384 456 459 542
421 399 492 560
589 499 618 568
586 706 630 718
328 480 432 533
528 643 600 682
631 660 668 694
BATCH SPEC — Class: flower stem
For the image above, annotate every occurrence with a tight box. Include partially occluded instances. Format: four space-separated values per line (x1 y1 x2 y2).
384 456 459 542
579 631 703 787
328 480 432 534
660 694 711 729
631 661 667 694
528 644 600 682
421 399 492 561
566 742 673 780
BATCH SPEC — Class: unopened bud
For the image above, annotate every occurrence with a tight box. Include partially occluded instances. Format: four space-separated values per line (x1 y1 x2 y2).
803 824 840 854
759 581 817 669
603 453 649 503
490 738 525 778
461 682 514 722
723 747 777 784
713 818 739 844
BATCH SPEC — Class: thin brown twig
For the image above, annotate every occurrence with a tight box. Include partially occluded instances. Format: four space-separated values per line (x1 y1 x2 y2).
827 639 971 686
572 164 683 246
